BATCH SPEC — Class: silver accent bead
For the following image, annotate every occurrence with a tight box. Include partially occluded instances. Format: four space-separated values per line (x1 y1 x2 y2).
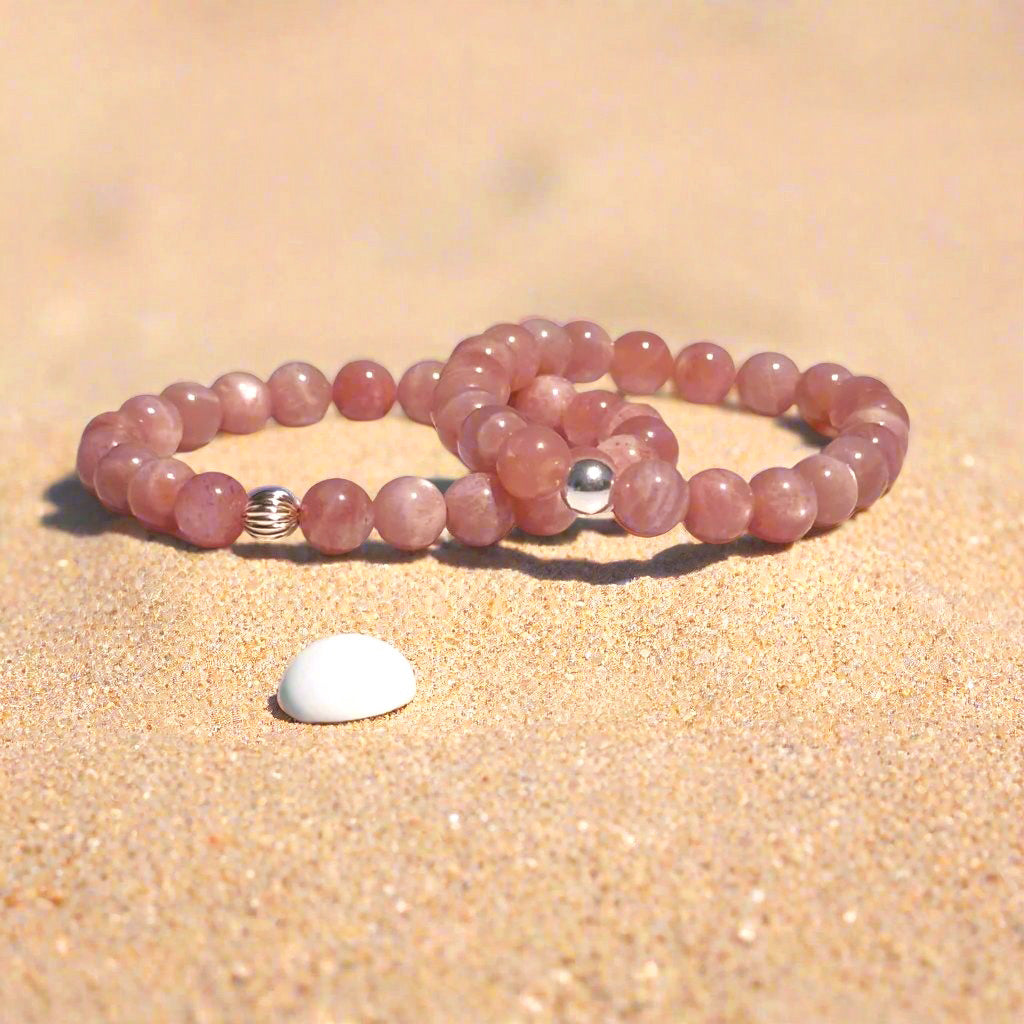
563 457 614 515
244 486 300 539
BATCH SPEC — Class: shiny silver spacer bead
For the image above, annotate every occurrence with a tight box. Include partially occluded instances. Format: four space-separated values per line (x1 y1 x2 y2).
563 457 614 515
244 486 300 539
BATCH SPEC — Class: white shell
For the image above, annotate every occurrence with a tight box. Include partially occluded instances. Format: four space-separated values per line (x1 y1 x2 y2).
277 634 415 723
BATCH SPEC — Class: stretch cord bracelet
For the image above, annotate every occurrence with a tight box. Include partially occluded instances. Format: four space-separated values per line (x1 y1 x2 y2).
75 319 910 551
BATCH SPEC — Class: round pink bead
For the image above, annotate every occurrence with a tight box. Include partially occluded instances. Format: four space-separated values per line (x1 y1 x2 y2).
597 434 655 474
511 375 576 431
119 394 184 456
94 444 156 514
161 382 222 451
612 459 689 537
212 372 272 434
683 468 753 544
333 360 396 421
373 477 447 551
522 318 572 376
838 405 910 455
563 390 623 446
673 342 735 404
736 353 801 416
748 468 818 543
514 491 577 536
127 457 195 533
484 323 541 390
300 478 374 555
611 331 673 394
599 401 662 440
840 422 905 485
794 363 851 436
174 471 247 549
615 415 679 464
457 405 527 472
434 390 500 453
445 473 515 547
76 412 141 491
794 455 858 528
823 436 889 510
397 360 444 425
828 376 893 431
450 335 517 381
433 357 511 411
563 321 613 383
495 425 571 500
268 361 332 427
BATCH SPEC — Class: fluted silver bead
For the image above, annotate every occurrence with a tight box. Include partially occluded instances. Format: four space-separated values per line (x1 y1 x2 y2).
563 457 614 515
244 486 300 539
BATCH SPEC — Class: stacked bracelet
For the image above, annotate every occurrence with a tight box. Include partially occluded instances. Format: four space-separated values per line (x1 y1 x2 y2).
75 319 909 552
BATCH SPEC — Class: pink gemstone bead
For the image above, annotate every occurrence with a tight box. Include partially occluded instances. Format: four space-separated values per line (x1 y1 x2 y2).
794 363 851 436
119 394 184 456
268 361 332 427
673 342 736 404
611 331 674 394
332 360 396 421
457 405 527 472
300 478 374 554
94 444 156 514
563 321 613 383
433 357 511 411
838 406 910 455
563 390 623 446
522 318 572 376
161 382 223 451
511 375 576 431
514 491 577 536
174 471 248 548
450 335 517 381
373 477 447 551
612 459 689 537
484 323 541 390
794 454 858 528
495 425 571 500
76 413 141 491
212 372 272 434
127 457 195 533
598 401 662 440
397 360 444 425
434 390 500 453
683 468 753 544
615 415 679 464
748 468 818 543
597 434 655 474
735 353 801 416
445 473 516 547
823 436 889 510
840 422 905 485
828 376 893 431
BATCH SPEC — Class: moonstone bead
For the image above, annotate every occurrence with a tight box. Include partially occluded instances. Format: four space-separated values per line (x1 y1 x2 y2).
828 375 893 431
484 323 541 389
161 382 222 451
212 372 272 434
597 434 655 474
300 478 374 554
840 422 905 485
823 435 889 509
434 390 500 453
127 457 195 532
373 476 447 550
174 471 248 548
522 318 572 376
511 375 576 430
76 412 141 491
748 468 818 543
563 321 613 383
736 353 801 416
94 444 156 514
119 394 184 456
495 425 571 500
457 405 527 472
433 356 510 411
563 390 623 446
673 342 736 404
683 468 753 544
397 360 444 425
611 331 673 394
598 401 662 440
445 473 515 547
332 360 396 420
514 491 577 536
612 459 689 537
615 415 679 464
838 406 910 455
268 361 332 427
450 335 518 381
794 363 850 436
794 454 858 528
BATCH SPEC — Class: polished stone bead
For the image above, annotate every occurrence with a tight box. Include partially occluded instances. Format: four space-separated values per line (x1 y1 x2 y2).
433 389 500 453
300 478 374 554
450 335 518 381
161 382 222 451
373 476 447 550
794 454 859 527
522 318 573 376
563 321 613 383
823 435 889 509
457 405 527 472
597 434 656 474
735 353 801 416
332 360 396 420
76 412 141 491
614 415 679 464
828 375 893 430
495 425 571 500
563 390 623 446
268 361 332 427
838 405 910 455
611 459 689 537
127 457 195 532
513 490 577 536
748 467 818 543
611 331 673 394
174 471 248 548
511 375 576 430
445 472 515 547
432 360 511 414
212 372 272 434
598 401 662 440
673 342 735 404
397 359 444 425
119 394 184 455
683 468 753 544
840 422 905 485
94 444 156 514
484 323 541 389
794 363 850 436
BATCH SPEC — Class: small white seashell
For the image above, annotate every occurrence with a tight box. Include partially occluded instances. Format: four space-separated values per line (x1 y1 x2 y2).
276 634 415 723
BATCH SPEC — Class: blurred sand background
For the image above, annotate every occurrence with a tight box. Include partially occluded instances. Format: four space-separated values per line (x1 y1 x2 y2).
1 2 1022 1021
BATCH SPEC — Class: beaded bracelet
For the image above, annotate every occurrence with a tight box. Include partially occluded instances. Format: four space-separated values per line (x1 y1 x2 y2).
75 319 909 552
